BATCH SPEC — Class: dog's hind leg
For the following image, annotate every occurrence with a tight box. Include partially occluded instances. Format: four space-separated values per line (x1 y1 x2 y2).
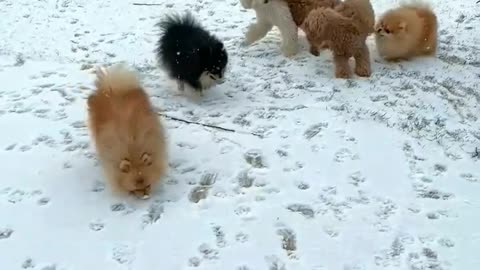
244 19 273 45
333 53 352 78
353 43 371 77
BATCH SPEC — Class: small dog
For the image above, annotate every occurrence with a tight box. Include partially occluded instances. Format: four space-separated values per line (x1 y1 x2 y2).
87 64 168 199
375 1 437 61
302 0 375 78
240 0 299 56
156 12 228 95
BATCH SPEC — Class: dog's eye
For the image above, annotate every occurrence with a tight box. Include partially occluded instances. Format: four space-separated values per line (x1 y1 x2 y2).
141 152 153 166
385 29 390 34
119 159 131 173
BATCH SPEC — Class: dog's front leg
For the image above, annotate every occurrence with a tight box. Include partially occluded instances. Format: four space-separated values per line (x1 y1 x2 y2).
353 43 371 77
244 18 273 45
277 20 298 57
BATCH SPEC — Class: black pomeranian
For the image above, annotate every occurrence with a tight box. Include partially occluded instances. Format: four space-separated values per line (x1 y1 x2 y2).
156 12 228 94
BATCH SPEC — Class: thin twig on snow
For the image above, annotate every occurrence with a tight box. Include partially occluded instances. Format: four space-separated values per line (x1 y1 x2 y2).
132 3 163 6
158 113 263 138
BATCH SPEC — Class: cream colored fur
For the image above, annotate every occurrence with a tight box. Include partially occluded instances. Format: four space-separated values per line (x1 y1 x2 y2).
240 0 299 56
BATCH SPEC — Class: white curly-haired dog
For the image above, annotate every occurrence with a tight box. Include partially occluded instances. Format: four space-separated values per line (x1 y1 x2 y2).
240 0 298 56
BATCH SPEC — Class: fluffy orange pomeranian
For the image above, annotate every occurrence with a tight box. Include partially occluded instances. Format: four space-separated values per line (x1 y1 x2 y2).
87 64 168 199
375 1 437 61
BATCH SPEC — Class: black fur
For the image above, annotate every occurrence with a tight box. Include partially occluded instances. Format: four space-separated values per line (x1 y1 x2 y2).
155 12 228 91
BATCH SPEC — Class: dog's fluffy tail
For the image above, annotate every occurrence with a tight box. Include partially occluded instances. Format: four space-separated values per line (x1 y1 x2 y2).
93 64 142 97
156 12 200 34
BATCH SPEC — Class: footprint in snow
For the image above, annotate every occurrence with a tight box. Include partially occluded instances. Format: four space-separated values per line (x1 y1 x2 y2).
198 243 219 260
237 169 255 188
142 200 164 228
189 186 209 203
277 227 297 256
188 256 201 267
265 255 286 270
89 220 105 232
244 149 267 168
304 122 328 139
0 228 13 239
212 225 226 248
287 204 315 219
111 244 136 266
22 258 35 269
235 232 249 243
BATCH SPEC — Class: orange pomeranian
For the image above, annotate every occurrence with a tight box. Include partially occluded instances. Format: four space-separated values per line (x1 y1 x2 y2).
87 64 168 199
375 1 437 61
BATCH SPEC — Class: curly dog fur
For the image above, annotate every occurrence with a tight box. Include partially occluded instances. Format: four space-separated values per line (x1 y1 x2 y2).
283 0 340 54
240 0 299 56
284 0 340 26
302 0 375 78
375 1 437 61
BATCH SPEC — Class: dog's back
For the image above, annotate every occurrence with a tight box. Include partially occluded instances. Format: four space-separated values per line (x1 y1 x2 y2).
87 65 164 164
336 0 375 34
285 0 339 26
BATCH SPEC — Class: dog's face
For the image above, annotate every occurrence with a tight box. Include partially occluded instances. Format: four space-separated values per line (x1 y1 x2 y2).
200 40 228 88
375 14 408 41
116 152 162 196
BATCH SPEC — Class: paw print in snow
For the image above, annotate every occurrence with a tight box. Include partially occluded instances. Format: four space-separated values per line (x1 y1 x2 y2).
287 204 315 219
237 169 255 188
244 149 267 168
304 122 328 139
89 220 105 232
142 201 164 227
277 228 297 256
0 228 13 239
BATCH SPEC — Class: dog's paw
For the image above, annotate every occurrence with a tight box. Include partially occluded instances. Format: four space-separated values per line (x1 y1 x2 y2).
355 65 371 77
335 69 352 79
281 44 298 57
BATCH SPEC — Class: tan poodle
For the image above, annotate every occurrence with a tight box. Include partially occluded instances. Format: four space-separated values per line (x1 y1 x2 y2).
302 0 375 78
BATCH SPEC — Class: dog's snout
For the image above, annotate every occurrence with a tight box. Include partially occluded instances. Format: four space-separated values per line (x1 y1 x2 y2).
135 177 145 188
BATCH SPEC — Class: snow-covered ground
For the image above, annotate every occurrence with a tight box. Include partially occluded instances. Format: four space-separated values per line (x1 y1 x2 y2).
0 0 479 269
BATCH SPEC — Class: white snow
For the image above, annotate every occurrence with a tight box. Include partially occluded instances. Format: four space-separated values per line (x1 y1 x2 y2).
0 0 479 269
